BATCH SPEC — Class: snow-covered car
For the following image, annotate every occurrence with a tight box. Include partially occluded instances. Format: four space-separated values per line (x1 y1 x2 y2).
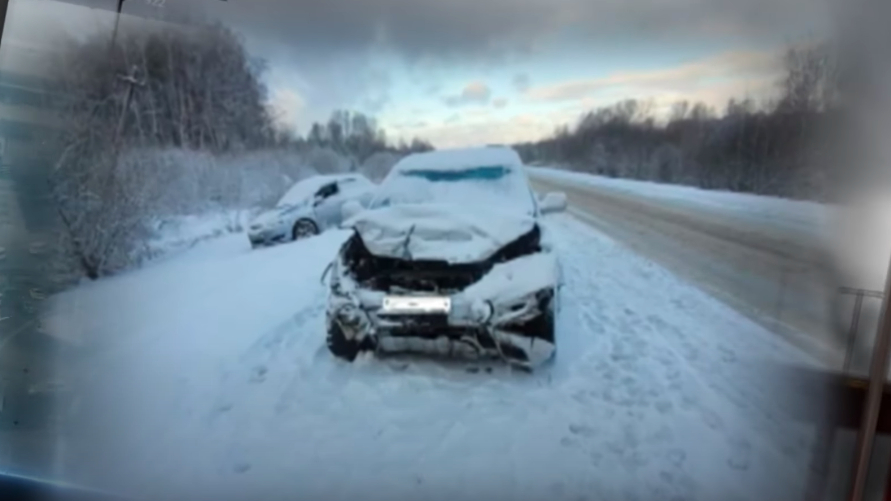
325 147 569 368
247 174 376 248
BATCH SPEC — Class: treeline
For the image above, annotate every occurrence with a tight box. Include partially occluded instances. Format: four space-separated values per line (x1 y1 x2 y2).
514 43 841 201
42 22 430 281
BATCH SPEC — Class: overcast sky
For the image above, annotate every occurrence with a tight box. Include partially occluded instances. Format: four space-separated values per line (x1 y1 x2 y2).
3 0 831 148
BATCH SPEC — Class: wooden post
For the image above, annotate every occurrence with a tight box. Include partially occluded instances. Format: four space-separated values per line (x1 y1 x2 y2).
848 265 891 501
845 292 865 372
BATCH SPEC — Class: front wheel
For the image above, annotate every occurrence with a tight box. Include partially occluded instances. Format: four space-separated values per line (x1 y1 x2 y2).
327 320 361 362
292 218 319 241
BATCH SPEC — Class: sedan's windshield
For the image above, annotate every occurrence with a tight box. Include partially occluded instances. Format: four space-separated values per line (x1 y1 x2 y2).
370 165 535 215
276 179 331 207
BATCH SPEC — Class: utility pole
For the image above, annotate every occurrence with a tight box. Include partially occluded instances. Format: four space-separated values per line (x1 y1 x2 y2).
108 0 126 54
113 65 145 152
105 65 144 193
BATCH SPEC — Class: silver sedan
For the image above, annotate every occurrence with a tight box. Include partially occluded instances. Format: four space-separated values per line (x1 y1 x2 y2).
247 174 376 248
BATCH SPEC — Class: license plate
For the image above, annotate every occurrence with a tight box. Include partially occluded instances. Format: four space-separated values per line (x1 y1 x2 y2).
381 296 451 314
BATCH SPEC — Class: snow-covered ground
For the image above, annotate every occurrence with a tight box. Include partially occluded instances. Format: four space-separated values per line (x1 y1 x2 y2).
42 211 820 501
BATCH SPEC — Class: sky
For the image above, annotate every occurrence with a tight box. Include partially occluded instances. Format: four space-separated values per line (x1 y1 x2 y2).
2 0 832 148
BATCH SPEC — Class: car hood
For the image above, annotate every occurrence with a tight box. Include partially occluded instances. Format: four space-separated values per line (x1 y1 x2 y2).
250 204 308 228
346 203 537 263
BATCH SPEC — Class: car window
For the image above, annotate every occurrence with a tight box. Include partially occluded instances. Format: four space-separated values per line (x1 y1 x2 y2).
314 182 339 199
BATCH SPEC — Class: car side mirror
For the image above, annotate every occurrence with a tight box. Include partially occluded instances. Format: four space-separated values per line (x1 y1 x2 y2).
341 199 364 224
539 192 568 215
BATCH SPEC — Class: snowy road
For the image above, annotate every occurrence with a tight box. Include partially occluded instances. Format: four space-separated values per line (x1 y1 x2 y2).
528 168 842 368
43 208 823 501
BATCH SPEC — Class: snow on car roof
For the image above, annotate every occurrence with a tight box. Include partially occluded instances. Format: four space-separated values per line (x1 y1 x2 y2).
392 147 523 172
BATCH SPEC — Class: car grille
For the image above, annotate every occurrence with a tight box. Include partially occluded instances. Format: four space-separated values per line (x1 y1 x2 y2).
369 269 483 293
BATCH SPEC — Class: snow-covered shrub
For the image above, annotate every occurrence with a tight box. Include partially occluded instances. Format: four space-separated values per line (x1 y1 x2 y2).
359 151 404 182
304 147 351 174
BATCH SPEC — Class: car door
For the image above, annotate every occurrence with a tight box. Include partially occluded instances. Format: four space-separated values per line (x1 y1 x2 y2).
311 181 344 230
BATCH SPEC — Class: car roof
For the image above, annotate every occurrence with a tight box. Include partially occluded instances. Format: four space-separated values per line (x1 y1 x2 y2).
277 173 370 206
300 173 369 185
392 147 522 173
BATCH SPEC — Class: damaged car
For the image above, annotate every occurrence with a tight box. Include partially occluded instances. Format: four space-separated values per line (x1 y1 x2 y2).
324 146 568 369
248 173 376 248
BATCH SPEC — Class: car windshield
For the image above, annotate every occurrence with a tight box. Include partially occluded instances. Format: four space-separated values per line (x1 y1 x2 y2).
276 179 331 207
370 165 535 215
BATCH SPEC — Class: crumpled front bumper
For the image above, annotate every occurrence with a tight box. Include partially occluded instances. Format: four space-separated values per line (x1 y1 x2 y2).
327 251 561 367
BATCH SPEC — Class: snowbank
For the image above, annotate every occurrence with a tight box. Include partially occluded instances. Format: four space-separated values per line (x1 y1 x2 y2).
145 210 259 260
527 166 833 241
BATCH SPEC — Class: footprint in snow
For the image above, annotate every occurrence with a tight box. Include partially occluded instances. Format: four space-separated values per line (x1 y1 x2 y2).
701 409 724 431
719 345 738 363
727 437 752 471
666 449 687 467
569 423 598 438
249 365 267 383
589 451 603 466
655 400 673 415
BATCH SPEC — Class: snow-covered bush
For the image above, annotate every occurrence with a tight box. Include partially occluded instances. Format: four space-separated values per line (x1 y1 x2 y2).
303 146 352 175
359 151 404 182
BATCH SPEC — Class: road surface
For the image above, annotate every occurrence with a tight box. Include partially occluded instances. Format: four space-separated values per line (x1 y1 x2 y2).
529 172 843 368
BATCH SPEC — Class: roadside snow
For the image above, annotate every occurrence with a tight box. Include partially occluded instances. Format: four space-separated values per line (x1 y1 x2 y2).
527 166 833 242
145 210 258 259
46 216 816 501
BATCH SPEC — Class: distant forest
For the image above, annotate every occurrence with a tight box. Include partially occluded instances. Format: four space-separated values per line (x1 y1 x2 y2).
513 43 842 202
41 22 432 280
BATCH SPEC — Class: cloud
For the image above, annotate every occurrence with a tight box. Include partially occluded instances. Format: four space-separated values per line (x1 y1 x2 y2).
50 0 825 64
443 81 492 107
525 49 782 104
512 73 531 92
493 98 509 109
268 87 306 128
400 108 578 148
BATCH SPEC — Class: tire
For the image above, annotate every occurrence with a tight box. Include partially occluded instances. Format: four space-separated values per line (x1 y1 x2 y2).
326 320 361 362
292 219 319 241
531 287 557 345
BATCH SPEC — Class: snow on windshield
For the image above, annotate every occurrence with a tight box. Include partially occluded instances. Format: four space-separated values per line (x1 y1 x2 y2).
276 177 332 207
370 165 535 214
